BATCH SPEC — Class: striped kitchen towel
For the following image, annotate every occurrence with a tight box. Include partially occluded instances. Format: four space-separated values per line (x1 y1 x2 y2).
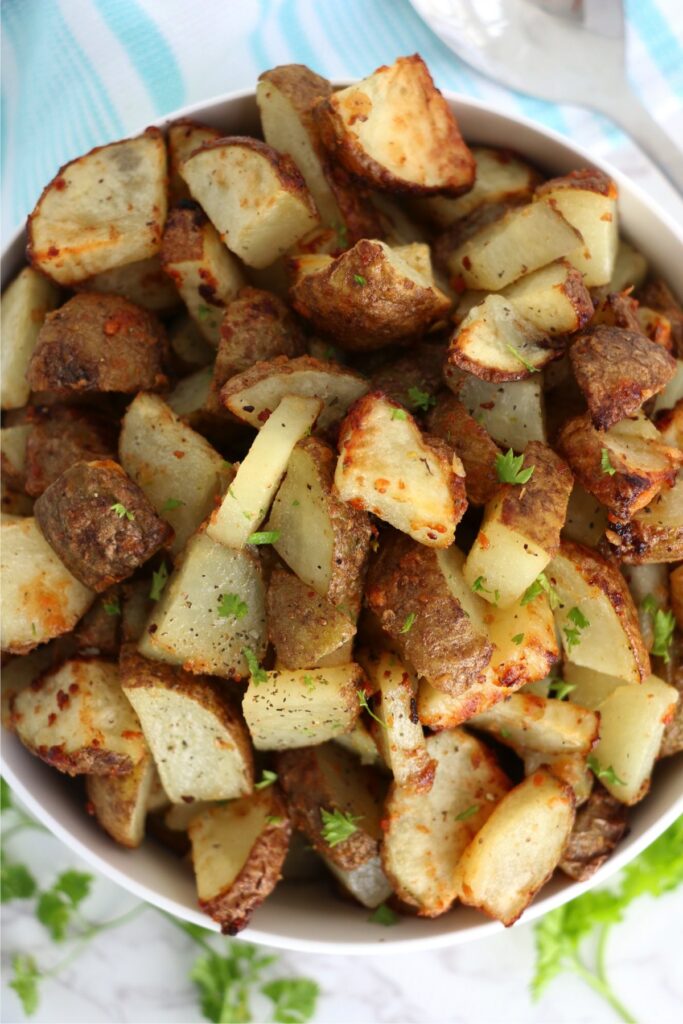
2 0 682 233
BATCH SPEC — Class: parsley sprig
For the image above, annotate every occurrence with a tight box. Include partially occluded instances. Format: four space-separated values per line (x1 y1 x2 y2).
600 448 616 476
506 343 540 374
320 807 362 847
587 755 626 787
243 647 267 684
110 502 135 521
495 448 535 485
641 595 676 663
218 593 248 620
407 386 436 412
150 563 169 601
521 572 560 610
471 576 500 605
563 606 590 649
357 689 386 730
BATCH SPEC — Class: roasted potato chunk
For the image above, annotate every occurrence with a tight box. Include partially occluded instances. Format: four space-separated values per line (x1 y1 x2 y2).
181 136 319 268
78 255 180 314
267 568 356 670
502 259 593 335
426 392 501 506
25 406 115 498
289 240 451 351
267 436 372 610
536 170 618 287
335 392 466 548
605 239 648 294
34 459 172 592
168 313 215 370
86 754 157 848
167 119 221 201
569 325 676 430
0 424 30 490
189 789 291 933
469 692 599 756
13 657 146 776
559 784 628 881
73 586 121 656
463 442 573 607
1 267 60 409
121 645 253 803
366 534 492 695
27 293 168 396
315 55 474 196
562 484 608 549
606 476 683 563
445 370 546 452
638 278 683 357
589 290 641 333
382 729 510 917
455 770 575 926
369 342 446 411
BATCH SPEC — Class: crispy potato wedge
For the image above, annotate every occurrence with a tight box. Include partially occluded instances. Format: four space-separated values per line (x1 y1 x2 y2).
445 370 546 451
139 531 266 679
28 130 167 285
426 392 501 506
446 201 581 291
335 392 466 547
522 749 593 807
562 484 608 549
267 436 372 610
120 393 231 555
25 406 116 498
548 540 650 683
2 640 72 731
221 355 368 432
591 676 678 804
569 325 676 430
267 568 356 669
558 412 682 520
13 657 146 776
606 476 683 563
86 753 156 848
189 789 291 933
382 729 510 916
448 294 562 381
315 55 474 196
638 278 683 357
181 136 319 268
243 664 362 750
160 202 246 344
360 650 435 792
78 255 180 314
469 692 599 755
417 673 515 729
502 259 593 335
206 394 322 549
1 517 94 653
121 645 253 802
463 442 573 607
536 170 618 286
365 535 492 696
289 240 451 351
1 267 61 409
559 783 628 881
167 119 222 201
564 663 629 710
455 770 575 925
589 290 641 333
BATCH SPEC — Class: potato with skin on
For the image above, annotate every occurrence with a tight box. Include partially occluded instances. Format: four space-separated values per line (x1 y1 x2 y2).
86 753 157 848
160 202 246 345
0 424 30 490
289 240 451 352
314 54 475 196
559 784 629 881
445 368 546 452
605 476 683 564
119 393 232 556
455 770 576 926
13 657 147 776
267 436 372 611
276 743 392 909
26 292 169 396
180 136 319 269
120 645 253 803
266 568 356 670
34 459 172 592
468 692 599 756
139 531 266 680
638 278 683 356
189 788 291 934
557 412 682 521
547 539 650 683
77 255 181 314
243 664 363 750
1 517 94 654
335 392 467 548
463 441 573 608
365 534 492 696
73 586 122 656
27 130 167 285
382 729 511 917
562 484 608 549
653 361 683 415
588 291 641 334
220 355 369 433
168 313 215 370
369 342 446 412
536 170 618 287
167 119 222 201
25 405 116 498
1 267 61 409
501 259 593 335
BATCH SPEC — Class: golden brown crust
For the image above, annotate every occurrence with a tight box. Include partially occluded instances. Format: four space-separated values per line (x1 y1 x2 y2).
589 292 642 333
24 405 116 497
497 441 573 555
426 392 501 506
604 482 683 564
160 201 209 265
167 119 222 202
637 278 683 357
537 168 616 198
370 343 447 409
569 325 676 430
559 784 629 881
73 587 121 655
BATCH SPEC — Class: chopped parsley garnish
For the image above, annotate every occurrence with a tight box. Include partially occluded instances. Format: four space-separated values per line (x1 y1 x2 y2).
161 497 184 512
255 770 278 790
600 448 616 476
521 572 560 610
642 595 676 662
149 563 169 601
265 816 283 826
353 274 367 286
391 408 408 421
399 612 416 634
547 679 576 701
357 689 386 730
320 808 362 847
247 530 280 546
563 606 589 649
506 343 540 374
217 593 248 620
102 598 121 617
587 755 626 787
196 304 210 320
302 674 315 691
495 448 535 485
511 633 525 645
455 804 480 821
110 502 135 521
407 386 436 412
368 903 398 926
243 647 267 684
471 576 500 604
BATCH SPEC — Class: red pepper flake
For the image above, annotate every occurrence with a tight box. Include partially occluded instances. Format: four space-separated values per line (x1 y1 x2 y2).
173 450 186 459
56 689 70 710
121 730 143 740
104 317 122 336
257 408 271 423
451 274 467 293
479 532 490 550
85 801 96 816
462 256 472 270
47 712 57 726
54 177 67 191
69 682 80 694
47 246 60 257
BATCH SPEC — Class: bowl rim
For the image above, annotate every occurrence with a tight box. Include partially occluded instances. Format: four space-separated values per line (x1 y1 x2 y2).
2 84 682 955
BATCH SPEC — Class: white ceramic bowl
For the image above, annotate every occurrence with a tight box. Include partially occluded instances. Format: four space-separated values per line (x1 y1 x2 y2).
2 88 682 955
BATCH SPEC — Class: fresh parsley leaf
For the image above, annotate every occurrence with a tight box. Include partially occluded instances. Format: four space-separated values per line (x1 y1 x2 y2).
399 612 416 634
266 816 283 826
641 597 676 663
218 593 248 620
495 448 535 485
302 674 315 691
391 408 408 421
521 572 560 610
368 903 399 927
563 606 590 649
110 502 135 521
568 607 590 629
10 954 40 1017
247 530 280 546
357 689 386 730
262 978 320 1023
162 497 184 512
37 870 92 941
499 727 512 740
353 274 367 286
150 563 169 602
243 647 267 684
197 304 211 320
254 769 278 790
600 448 616 476
471 576 486 593
190 944 275 1024
1 862 37 903
506 343 539 374
320 808 362 847
511 633 525 645
587 755 626 787
407 386 436 412
1 777 12 810
471 576 500 604
547 679 576 701
455 804 480 821
619 815 683 902
103 598 121 616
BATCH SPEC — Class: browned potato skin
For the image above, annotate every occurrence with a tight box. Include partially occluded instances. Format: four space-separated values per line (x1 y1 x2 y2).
34 459 173 592
197 791 291 935
24 405 116 497
370 343 446 410
314 55 475 197
637 278 683 357
537 168 615 198
559 784 629 881
426 392 501 505
365 531 492 695
289 240 451 351
208 287 305 413
497 441 573 556
569 325 676 430
589 292 642 334
73 586 121 655
27 293 168 396
167 119 222 202
557 413 681 520
605 507 683 565
266 568 355 669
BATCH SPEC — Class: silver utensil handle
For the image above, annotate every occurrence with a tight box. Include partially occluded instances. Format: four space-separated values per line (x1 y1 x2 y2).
603 88 683 196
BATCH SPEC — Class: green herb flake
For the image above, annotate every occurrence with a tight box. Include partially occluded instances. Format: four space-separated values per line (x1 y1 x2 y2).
254 769 278 790
407 386 436 412
391 408 408 420
357 689 386 730
495 448 535 485
197 304 210 320
265 816 283 826
103 598 121 617
10 954 40 1017
243 647 267 685
368 903 399 926
247 530 280 546
1 862 37 903
642 596 676 663
499 727 512 740
547 679 576 701
521 572 560 610
353 274 367 286
506 343 540 374
587 755 626 787
217 593 248 620
291 499 300 507
563 606 590 649
162 497 185 512
150 563 169 602
455 804 480 822
303 674 315 691
110 502 135 521
511 633 525 645
399 612 416 634
262 978 320 1024
600 448 616 476
320 808 362 847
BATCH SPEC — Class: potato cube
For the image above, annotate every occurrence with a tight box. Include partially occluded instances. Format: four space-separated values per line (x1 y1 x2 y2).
536 170 618 286
1 267 60 409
